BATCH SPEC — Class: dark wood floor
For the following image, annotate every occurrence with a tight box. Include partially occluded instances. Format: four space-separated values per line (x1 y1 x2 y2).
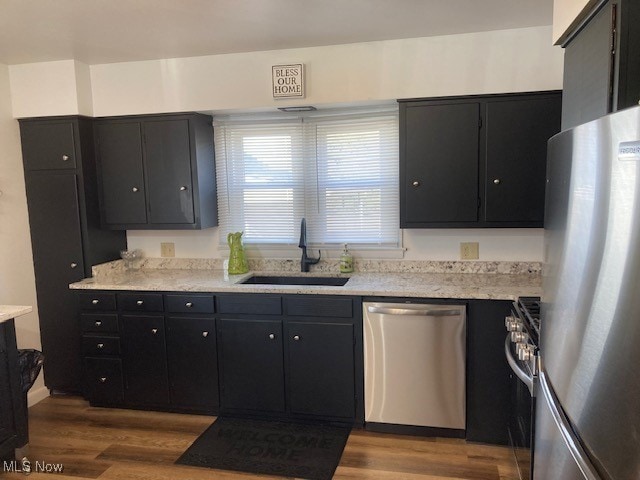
4 396 519 479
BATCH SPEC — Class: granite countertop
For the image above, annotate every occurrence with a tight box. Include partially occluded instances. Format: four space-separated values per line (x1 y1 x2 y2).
0 305 33 323
69 266 541 301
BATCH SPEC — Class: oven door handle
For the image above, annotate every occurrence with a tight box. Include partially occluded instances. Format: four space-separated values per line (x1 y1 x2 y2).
504 334 535 396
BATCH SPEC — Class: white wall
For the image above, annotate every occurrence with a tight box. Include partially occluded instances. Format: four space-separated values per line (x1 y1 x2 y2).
0 63 47 405
10 25 562 262
553 0 598 44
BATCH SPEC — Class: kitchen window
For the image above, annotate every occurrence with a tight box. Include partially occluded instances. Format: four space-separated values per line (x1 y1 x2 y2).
214 106 400 252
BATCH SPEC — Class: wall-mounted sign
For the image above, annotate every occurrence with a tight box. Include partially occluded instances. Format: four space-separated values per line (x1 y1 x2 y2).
272 64 305 99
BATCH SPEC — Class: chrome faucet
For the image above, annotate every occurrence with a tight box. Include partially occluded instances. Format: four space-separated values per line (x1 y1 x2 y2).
299 218 320 272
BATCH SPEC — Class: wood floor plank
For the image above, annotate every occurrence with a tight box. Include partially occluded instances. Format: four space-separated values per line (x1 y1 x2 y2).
3 396 519 480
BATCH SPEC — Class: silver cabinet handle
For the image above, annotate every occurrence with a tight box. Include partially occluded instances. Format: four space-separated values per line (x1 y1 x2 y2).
180 186 188 191
136 300 144 306
99 377 107 383
202 331 209 337
97 343 104 349
132 187 139 192
412 181 420 187
268 333 275 340
95 321 102 327
70 262 78 269
151 328 158 334
185 302 193 308
493 179 501 184
293 335 300 341
62 154 70 161
367 306 462 316
92 299 100 305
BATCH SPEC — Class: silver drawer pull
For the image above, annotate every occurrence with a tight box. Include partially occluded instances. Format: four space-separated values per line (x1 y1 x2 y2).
269 333 275 340
70 262 78 269
99 377 107 383
136 300 144 306
95 321 102 327
412 180 420 187
202 331 209 337
132 186 139 193
62 154 70 161
91 299 100 305
97 343 105 349
180 186 188 191
151 328 158 334
185 302 193 308
493 178 501 185
293 335 300 341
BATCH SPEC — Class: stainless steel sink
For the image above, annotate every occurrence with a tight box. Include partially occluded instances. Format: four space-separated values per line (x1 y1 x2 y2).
240 275 349 286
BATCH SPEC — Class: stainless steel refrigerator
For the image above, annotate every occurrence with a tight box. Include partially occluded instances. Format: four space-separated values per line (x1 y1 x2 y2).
535 105 640 479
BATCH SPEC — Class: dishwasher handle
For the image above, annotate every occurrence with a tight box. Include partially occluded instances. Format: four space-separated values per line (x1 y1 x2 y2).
366 305 463 316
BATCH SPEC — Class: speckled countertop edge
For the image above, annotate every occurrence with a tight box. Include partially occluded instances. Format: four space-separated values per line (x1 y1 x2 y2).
0 305 33 323
72 261 541 301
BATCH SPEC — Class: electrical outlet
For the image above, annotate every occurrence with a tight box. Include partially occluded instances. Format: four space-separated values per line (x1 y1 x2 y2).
160 242 175 258
460 242 479 260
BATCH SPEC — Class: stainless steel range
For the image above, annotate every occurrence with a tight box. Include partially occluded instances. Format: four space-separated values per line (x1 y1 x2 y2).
505 296 540 480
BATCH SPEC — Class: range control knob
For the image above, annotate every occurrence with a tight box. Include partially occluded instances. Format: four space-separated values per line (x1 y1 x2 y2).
511 331 529 343
506 318 524 332
517 343 536 362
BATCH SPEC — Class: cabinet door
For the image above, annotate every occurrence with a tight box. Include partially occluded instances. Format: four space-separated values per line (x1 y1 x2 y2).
484 95 561 223
121 315 169 405
143 119 195 224
218 319 285 413
166 317 219 409
287 322 355 419
467 300 512 444
21 121 77 170
402 102 480 225
25 173 85 391
83 357 124 405
96 122 148 225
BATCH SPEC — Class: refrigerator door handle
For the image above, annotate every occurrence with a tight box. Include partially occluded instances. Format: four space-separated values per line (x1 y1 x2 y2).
504 334 534 395
539 369 602 480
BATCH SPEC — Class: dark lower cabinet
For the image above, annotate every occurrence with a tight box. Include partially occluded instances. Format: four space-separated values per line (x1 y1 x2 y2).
166 317 219 409
121 315 169 406
287 322 355 419
20 116 127 393
0 319 28 460
466 300 512 445
218 318 285 413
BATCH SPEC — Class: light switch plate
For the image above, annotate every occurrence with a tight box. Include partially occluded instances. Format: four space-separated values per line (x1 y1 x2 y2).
160 242 175 258
460 242 479 260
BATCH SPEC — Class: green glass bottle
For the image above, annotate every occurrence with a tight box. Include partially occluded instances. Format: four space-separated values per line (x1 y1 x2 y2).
339 244 354 273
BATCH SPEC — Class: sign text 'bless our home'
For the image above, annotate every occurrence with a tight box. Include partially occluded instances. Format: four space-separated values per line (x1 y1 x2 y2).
272 64 305 99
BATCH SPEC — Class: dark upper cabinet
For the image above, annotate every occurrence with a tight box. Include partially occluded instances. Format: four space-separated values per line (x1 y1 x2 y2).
19 117 126 393
95 113 217 230
403 102 480 224
561 0 640 130
400 91 562 228
286 322 355 419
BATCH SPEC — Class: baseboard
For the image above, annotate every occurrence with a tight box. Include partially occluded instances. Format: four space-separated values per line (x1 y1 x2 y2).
27 386 49 407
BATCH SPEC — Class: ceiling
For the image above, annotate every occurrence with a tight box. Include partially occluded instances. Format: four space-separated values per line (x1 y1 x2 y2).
0 0 553 66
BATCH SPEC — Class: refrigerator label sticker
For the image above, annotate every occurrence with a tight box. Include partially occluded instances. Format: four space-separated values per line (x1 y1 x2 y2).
618 141 640 161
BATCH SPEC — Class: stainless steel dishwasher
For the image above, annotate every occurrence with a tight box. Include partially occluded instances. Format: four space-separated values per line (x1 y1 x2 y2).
364 301 466 430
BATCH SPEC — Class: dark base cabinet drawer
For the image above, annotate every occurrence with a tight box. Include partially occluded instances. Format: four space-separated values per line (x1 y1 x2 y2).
118 293 163 312
84 358 124 404
217 294 282 315
78 292 116 311
81 313 118 333
285 296 353 318
82 335 120 356
166 294 214 314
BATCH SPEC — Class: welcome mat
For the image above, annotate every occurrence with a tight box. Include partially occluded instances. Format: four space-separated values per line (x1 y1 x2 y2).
176 417 351 480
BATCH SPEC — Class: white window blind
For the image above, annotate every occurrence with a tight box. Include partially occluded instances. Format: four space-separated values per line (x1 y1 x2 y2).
214 107 399 248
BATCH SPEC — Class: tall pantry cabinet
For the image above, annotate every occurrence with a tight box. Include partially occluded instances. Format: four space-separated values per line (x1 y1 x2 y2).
19 116 126 393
